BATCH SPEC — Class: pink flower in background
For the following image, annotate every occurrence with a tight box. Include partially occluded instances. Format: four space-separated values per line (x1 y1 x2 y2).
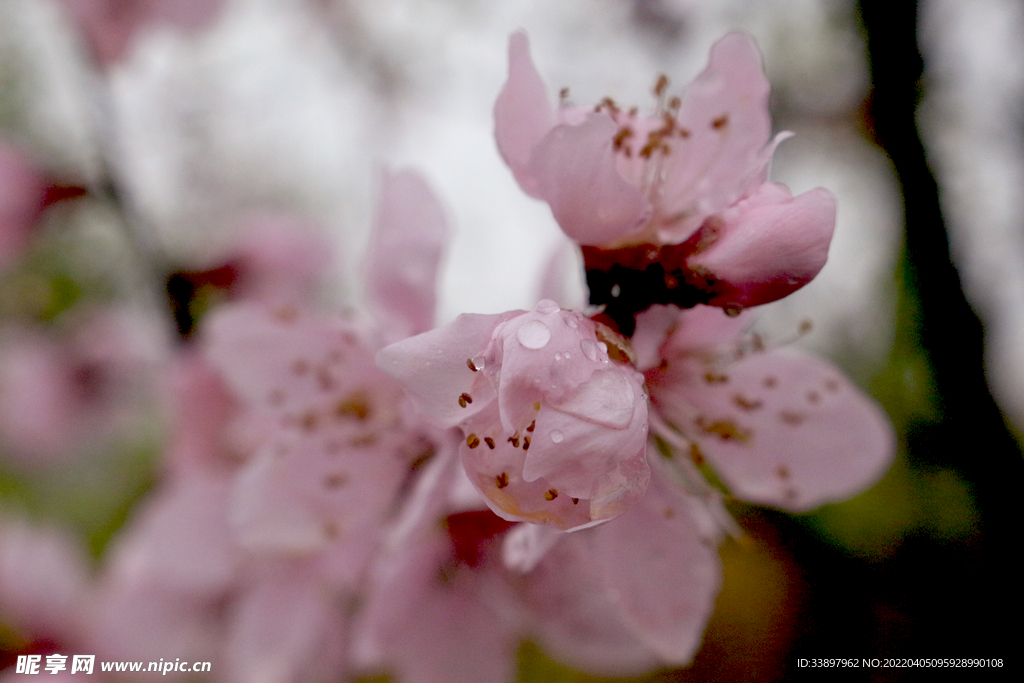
0 309 159 465
378 300 649 530
495 31 835 313
641 304 895 512
0 143 47 269
61 0 225 66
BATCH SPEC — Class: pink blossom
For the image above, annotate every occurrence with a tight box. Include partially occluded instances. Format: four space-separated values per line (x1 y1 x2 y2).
0 309 159 465
642 304 895 512
378 300 650 530
495 31 836 313
0 142 47 269
353 451 522 683
60 0 225 66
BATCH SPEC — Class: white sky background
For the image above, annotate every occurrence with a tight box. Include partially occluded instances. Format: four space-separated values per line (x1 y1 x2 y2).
3 0 1019 427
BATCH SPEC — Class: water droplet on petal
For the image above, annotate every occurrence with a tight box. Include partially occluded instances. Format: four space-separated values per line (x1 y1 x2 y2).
554 352 562 361
517 320 552 349
580 338 599 361
550 430 564 443
471 355 486 371
565 315 579 329
535 299 560 314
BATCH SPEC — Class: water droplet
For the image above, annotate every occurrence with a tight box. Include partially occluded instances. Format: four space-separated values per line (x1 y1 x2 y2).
580 338 599 361
471 355 486 371
565 315 579 329
535 299 560 314
517 320 552 349
554 352 562 361
564 352 571 359
550 430 564 443
610 284 621 298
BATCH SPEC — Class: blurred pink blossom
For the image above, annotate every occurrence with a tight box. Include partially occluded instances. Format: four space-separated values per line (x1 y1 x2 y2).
0 143 47 269
61 0 225 66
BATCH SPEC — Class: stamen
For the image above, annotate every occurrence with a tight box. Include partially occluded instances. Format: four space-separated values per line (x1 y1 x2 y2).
653 74 669 97
467 434 481 449
495 472 509 488
484 437 495 449
544 489 558 501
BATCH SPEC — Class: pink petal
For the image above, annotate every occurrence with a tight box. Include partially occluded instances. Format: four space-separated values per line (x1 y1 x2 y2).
651 349 895 511
658 32 774 242
224 564 347 683
522 371 648 497
490 307 603 434
61 0 224 66
528 114 651 246
685 183 836 308
522 534 662 677
229 214 331 303
494 31 556 199
586 462 723 664
376 312 516 428
659 303 754 359
458 403 596 530
354 456 519 683
365 169 448 342
0 142 45 267
0 520 89 641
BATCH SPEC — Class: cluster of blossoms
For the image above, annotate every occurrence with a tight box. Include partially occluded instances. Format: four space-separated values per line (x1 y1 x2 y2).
0 10 893 683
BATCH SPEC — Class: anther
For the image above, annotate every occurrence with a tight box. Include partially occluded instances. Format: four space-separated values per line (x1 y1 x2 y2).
467 358 478 372
467 434 481 449
653 74 669 97
527 420 535 433
571 497 579 505
495 472 509 489
458 392 473 408
484 437 495 449
508 434 520 448
544 489 559 501
523 436 531 451
712 114 729 129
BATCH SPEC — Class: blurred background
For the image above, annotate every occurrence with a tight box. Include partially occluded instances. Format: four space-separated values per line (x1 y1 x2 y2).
0 0 1020 680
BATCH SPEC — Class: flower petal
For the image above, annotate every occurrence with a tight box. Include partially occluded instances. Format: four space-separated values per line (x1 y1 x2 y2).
651 349 895 511
376 312 515 428
659 32 774 241
587 462 723 664
365 169 448 343
494 31 556 199
522 371 648 498
685 184 836 308
528 114 651 246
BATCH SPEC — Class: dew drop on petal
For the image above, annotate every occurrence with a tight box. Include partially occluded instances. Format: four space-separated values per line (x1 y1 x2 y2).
517 320 552 349
550 430 564 443
580 338 599 361
471 355 486 371
554 352 562 361
535 299 560 314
